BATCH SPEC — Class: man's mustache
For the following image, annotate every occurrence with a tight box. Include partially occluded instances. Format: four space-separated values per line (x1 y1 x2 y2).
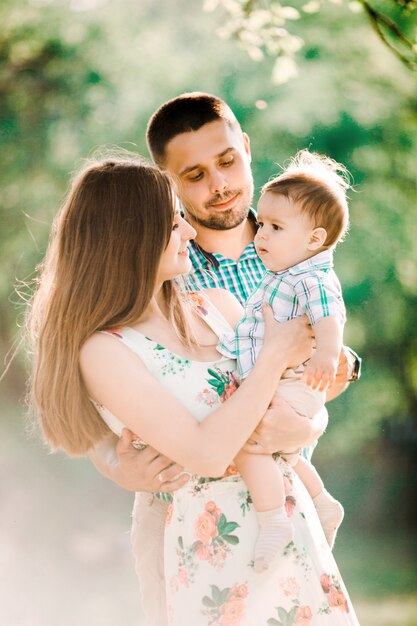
206 190 240 208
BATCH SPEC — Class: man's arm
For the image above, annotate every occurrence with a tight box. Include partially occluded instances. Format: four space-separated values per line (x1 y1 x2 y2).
88 429 190 493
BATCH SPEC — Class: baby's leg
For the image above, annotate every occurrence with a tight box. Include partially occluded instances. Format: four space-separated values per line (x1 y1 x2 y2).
294 456 344 549
292 454 323 499
275 368 326 419
234 449 294 573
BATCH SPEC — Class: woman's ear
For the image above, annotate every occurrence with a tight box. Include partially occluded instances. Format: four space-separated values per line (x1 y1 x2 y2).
308 227 327 250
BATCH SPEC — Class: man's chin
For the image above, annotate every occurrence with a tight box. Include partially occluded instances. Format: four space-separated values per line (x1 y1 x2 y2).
199 207 250 231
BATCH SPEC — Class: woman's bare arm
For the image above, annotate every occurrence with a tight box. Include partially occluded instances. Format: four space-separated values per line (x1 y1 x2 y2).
81 307 313 478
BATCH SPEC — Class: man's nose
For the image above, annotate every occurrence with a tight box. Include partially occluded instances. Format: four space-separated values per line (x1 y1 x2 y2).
209 169 228 195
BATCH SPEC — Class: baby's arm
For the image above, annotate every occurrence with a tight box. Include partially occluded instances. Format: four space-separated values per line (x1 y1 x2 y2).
234 449 285 511
303 316 344 392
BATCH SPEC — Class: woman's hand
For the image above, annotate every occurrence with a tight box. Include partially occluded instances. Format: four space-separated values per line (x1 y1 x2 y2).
242 397 328 455
261 305 314 369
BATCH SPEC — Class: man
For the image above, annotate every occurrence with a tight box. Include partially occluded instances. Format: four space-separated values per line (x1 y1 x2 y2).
90 92 360 626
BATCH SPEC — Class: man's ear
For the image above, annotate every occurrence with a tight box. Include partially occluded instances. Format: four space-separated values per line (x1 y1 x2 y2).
242 132 252 163
308 227 327 250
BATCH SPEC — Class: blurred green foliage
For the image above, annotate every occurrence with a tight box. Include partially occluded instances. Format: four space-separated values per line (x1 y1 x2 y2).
204 0 417 82
1 0 416 526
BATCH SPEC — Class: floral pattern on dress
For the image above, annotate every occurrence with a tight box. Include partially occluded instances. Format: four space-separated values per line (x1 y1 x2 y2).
202 583 248 626
206 367 240 402
169 502 241 594
197 367 239 407
192 501 240 569
185 291 209 317
282 542 312 576
238 490 253 517
145 338 192 377
319 574 349 614
169 535 195 592
267 578 313 626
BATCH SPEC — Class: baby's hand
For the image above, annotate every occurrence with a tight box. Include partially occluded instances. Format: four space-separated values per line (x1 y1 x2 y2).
303 351 338 392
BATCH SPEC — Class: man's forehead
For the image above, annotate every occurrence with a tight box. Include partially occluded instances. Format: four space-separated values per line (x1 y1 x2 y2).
164 119 244 175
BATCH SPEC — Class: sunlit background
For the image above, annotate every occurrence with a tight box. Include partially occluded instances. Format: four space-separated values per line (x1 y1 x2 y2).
1 0 416 625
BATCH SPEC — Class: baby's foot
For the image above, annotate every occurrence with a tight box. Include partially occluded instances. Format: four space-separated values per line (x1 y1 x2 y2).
254 507 294 574
313 489 344 549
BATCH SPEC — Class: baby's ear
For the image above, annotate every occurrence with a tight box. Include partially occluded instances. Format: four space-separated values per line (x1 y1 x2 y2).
308 227 327 250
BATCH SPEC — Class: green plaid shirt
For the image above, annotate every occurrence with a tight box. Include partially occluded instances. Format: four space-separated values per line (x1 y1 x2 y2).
218 249 346 380
187 210 265 306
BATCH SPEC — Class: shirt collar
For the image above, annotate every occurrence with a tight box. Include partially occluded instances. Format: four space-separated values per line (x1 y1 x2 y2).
267 249 334 277
189 208 259 268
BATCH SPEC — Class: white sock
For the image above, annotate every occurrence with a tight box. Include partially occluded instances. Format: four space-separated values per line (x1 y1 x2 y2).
313 489 344 549
254 507 294 574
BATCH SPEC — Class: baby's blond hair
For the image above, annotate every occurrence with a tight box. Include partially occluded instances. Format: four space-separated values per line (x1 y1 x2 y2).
262 150 350 247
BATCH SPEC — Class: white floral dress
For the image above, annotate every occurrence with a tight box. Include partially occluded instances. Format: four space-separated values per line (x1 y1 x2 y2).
98 292 360 626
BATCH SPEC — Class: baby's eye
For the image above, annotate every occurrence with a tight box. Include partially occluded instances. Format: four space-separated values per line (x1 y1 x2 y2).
256 221 263 228
272 224 281 231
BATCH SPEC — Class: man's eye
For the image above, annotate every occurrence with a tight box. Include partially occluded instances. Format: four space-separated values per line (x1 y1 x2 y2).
187 172 203 182
220 158 234 167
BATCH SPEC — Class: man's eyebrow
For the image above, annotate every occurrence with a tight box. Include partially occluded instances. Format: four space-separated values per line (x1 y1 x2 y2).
178 147 234 177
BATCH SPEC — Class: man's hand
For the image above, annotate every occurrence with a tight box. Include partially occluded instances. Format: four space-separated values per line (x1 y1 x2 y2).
242 396 328 455
89 429 189 493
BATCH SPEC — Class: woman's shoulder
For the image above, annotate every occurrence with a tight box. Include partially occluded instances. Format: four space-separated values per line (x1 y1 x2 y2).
79 328 147 376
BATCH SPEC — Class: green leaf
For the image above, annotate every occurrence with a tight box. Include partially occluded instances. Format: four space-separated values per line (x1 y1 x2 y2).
207 368 222 380
219 587 230 605
267 620 281 626
217 383 225 395
288 606 297 624
222 521 240 534
217 513 227 532
211 584 222 605
207 378 220 387
154 344 165 350
277 607 289 625
178 536 183 549
223 534 239 545
202 596 216 608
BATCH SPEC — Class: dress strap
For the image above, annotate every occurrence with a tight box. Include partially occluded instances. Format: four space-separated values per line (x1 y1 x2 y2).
184 290 234 339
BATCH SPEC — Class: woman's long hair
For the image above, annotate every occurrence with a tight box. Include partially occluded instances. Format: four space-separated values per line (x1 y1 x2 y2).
28 153 193 455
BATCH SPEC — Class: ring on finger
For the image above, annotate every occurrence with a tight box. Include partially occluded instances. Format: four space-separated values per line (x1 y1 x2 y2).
131 438 148 452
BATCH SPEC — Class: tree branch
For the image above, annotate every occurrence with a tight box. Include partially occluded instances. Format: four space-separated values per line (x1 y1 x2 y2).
358 0 416 69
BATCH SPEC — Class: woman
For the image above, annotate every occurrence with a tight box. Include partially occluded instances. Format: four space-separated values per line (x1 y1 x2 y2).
29 154 360 625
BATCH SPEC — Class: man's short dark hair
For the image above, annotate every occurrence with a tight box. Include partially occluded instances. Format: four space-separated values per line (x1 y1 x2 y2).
146 92 239 166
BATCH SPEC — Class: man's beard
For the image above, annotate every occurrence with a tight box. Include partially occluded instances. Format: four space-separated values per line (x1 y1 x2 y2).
184 187 253 231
